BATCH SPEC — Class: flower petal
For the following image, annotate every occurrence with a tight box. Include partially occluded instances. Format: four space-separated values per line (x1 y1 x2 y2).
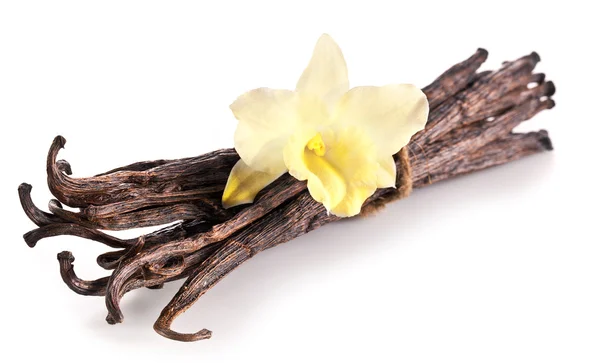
222 159 284 208
303 150 347 210
334 84 429 156
231 88 298 173
376 156 397 188
283 128 316 181
330 183 377 217
296 34 349 110
232 88 330 173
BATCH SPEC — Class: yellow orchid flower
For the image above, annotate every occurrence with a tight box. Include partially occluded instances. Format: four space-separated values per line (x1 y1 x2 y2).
222 34 429 217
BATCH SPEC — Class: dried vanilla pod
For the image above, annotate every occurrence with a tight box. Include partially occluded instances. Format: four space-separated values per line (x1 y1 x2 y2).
18 48 555 341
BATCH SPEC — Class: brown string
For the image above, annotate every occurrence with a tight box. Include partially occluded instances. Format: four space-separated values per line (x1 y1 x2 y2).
360 147 413 216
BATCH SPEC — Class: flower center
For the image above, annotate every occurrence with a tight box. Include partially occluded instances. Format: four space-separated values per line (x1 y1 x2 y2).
307 133 326 157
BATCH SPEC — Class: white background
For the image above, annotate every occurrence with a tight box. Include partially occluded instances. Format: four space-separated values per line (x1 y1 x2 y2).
1 1 598 362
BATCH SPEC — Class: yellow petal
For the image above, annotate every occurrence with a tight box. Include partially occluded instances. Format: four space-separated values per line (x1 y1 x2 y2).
232 88 329 173
302 146 347 210
283 128 344 208
283 128 318 180
330 183 377 217
376 156 397 188
284 126 379 216
296 34 349 110
231 88 298 173
222 159 284 208
334 84 429 156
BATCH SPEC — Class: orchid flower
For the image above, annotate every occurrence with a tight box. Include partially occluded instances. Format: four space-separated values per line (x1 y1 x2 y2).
222 34 429 217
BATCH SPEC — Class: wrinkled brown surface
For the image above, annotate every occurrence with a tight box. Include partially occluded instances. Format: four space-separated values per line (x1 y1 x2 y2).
18 48 555 342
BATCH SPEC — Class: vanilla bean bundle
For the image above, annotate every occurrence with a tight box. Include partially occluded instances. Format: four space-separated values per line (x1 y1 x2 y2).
18 48 555 341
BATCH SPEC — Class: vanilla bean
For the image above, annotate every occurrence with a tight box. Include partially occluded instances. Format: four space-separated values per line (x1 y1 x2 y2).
24 223 135 249
437 130 552 180
422 48 488 109
58 251 111 296
49 201 220 231
19 184 67 226
81 191 225 220
46 138 238 208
